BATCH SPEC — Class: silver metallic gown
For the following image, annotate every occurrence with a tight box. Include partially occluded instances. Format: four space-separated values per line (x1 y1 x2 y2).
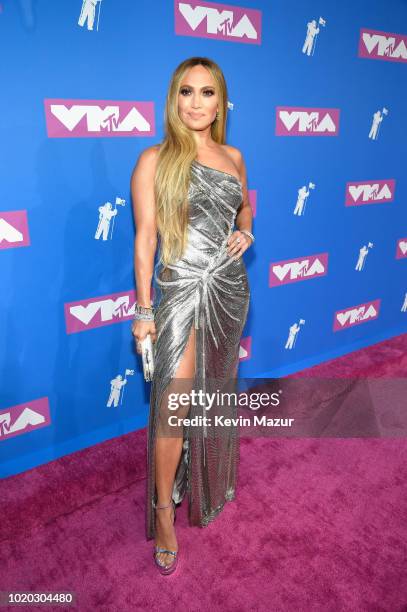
145 160 250 540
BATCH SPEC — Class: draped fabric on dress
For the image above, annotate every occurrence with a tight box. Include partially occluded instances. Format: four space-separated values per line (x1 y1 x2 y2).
145 160 250 540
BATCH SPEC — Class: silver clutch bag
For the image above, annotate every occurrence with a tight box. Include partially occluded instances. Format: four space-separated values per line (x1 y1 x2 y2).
140 333 155 381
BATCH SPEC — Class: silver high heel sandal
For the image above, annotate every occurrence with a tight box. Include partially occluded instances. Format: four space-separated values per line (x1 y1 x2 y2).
153 499 178 575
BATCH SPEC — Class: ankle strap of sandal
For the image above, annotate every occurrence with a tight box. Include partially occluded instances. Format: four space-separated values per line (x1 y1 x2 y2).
153 500 173 509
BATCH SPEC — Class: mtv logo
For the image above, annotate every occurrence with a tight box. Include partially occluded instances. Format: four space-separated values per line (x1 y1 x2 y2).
0 397 51 440
44 99 155 138
175 1 262 45
65 289 137 333
359 28 407 63
333 299 381 331
276 106 340 136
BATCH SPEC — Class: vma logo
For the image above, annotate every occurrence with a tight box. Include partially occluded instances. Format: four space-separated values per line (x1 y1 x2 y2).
175 1 262 44
239 336 252 361
276 107 340 136
333 299 381 331
44 99 155 138
0 211 30 250
65 290 137 333
345 180 396 206
269 253 328 287
0 398 51 441
359 28 407 63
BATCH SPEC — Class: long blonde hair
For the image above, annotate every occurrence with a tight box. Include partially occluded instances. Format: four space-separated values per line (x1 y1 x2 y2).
155 57 228 266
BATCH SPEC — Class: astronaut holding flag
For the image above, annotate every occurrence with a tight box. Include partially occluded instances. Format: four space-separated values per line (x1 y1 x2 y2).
302 17 326 56
369 108 388 140
294 183 315 216
95 202 117 241
285 320 305 350
107 375 127 408
106 370 134 408
94 197 125 241
78 0 102 31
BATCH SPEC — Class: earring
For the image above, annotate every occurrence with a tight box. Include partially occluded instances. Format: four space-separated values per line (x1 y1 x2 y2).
215 110 219 120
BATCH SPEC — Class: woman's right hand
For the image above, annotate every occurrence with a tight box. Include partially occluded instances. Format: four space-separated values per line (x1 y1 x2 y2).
132 319 157 354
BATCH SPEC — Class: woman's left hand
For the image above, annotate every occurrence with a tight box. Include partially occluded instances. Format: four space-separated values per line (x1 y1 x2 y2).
227 230 253 260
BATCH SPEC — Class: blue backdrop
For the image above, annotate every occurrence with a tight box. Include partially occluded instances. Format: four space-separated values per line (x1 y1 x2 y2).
1 0 406 477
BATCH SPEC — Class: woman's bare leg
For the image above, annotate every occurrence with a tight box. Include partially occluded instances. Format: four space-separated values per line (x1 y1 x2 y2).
154 323 196 566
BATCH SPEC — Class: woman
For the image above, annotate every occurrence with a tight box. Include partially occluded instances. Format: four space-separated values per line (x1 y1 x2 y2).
131 56 253 575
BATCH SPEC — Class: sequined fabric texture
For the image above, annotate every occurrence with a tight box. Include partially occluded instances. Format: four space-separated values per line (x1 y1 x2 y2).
145 160 250 540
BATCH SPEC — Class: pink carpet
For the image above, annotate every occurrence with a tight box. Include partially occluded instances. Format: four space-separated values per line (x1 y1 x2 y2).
2 334 407 611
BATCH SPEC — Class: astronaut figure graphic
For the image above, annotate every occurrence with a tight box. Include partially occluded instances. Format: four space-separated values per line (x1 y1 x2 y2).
294 185 310 216
107 375 127 408
285 322 300 349
302 20 320 55
355 245 369 271
369 110 383 140
78 0 101 31
95 202 117 241
401 292 407 313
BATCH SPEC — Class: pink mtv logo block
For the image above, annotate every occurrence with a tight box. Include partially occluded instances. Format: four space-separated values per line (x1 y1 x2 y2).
333 299 381 331
239 336 251 361
0 210 30 250
358 28 407 63
396 238 407 259
0 397 50 441
65 289 137 334
44 99 155 138
269 253 329 287
175 0 261 44
345 179 395 206
276 106 340 136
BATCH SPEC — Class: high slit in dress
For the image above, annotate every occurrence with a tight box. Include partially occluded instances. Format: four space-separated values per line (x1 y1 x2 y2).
145 159 250 540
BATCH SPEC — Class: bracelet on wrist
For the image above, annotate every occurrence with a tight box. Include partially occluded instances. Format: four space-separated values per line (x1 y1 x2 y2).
134 302 155 321
240 229 255 244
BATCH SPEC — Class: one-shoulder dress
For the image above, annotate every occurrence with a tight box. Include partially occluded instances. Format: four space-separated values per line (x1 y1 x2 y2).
145 159 250 540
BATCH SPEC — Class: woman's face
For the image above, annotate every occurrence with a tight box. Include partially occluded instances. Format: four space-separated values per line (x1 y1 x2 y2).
178 65 219 131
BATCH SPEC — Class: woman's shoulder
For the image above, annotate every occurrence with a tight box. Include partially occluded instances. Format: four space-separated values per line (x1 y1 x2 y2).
221 143 244 165
135 144 161 176
139 144 161 163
